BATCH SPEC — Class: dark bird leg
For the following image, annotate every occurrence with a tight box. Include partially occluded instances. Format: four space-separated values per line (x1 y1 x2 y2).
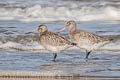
85 50 92 60
53 53 57 62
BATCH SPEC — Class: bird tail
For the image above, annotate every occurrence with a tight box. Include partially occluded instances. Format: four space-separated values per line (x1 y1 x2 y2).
71 43 77 45
108 38 113 41
103 37 113 42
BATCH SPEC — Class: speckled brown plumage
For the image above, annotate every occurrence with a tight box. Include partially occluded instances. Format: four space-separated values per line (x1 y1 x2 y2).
69 29 113 45
40 32 72 46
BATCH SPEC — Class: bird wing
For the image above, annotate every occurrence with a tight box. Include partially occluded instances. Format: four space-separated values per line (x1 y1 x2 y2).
40 32 72 46
71 30 111 44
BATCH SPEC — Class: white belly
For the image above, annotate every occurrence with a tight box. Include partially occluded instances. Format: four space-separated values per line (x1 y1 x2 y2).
43 45 72 53
77 41 110 51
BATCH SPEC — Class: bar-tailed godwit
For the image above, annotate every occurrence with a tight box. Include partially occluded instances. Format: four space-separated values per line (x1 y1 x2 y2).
33 24 76 62
60 21 113 60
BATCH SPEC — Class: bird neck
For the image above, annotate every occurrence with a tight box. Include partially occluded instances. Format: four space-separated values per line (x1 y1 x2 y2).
40 30 48 35
69 26 76 33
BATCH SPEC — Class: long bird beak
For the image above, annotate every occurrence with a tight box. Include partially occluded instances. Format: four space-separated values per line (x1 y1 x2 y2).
59 26 68 32
32 29 38 32
25 28 38 34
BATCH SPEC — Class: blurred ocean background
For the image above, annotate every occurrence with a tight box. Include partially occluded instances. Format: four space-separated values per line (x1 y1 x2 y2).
0 0 120 22
0 0 120 79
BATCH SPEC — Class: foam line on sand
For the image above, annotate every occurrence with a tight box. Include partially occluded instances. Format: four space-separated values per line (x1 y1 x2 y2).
0 70 119 78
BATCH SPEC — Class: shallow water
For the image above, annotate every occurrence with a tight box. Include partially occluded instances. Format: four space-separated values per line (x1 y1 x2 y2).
0 0 120 79
0 21 120 80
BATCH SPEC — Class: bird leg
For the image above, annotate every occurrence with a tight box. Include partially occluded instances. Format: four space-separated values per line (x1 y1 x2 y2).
53 53 57 62
85 50 92 59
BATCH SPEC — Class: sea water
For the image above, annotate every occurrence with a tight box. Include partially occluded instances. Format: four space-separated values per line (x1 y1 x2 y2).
0 0 120 80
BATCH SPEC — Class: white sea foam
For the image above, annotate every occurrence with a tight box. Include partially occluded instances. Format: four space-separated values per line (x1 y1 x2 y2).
0 41 46 51
0 70 66 77
0 41 120 54
0 0 120 22
101 42 120 51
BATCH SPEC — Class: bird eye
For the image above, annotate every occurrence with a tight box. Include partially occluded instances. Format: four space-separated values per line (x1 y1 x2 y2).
38 28 41 31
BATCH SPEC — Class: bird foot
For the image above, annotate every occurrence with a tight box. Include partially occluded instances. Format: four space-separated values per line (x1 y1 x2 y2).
53 59 56 62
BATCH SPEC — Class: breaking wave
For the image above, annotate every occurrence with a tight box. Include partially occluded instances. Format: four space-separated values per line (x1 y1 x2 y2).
0 34 120 53
0 0 120 22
